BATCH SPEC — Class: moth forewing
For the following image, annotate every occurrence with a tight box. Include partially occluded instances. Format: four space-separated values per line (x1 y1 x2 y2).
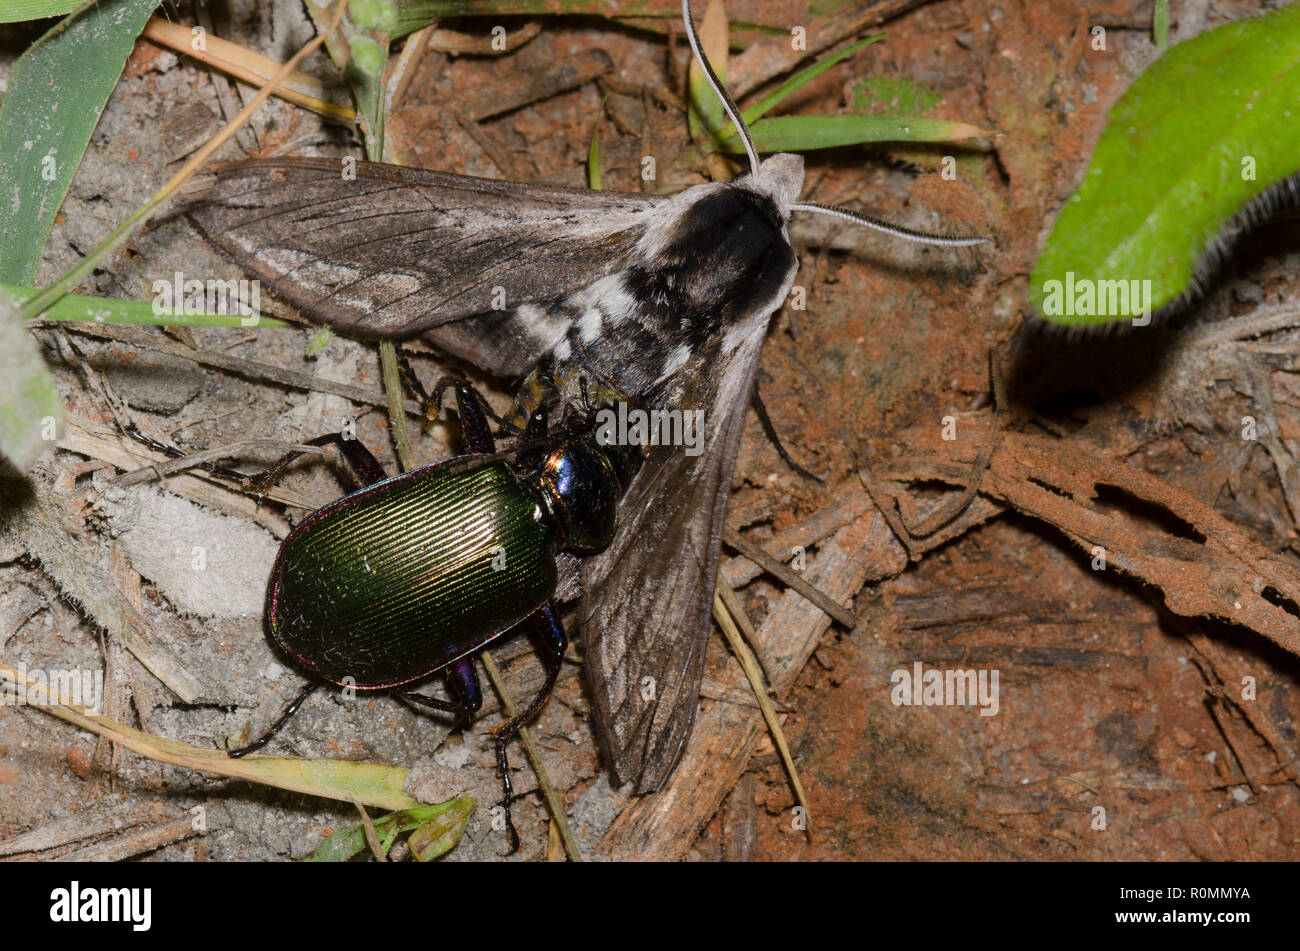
188 158 664 374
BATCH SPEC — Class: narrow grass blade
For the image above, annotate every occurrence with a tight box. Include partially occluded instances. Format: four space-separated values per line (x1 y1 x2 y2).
6 283 288 328
723 114 993 153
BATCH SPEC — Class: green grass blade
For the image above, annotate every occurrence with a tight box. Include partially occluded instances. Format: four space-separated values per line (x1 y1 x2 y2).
852 75 940 115
722 114 992 153
5 284 288 328
687 0 729 143
739 35 881 126
587 95 606 190
1153 0 1170 49
0 0 159 285
1031 4 1300 325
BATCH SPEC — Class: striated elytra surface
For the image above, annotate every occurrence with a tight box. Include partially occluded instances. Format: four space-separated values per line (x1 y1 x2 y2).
268 454 557 688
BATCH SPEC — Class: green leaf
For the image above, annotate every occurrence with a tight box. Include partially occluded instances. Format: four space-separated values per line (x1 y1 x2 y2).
0 0 158 285
0 292 62 473
303 795 474 862
352 0 400 33
1031 4 1300 325
0 0 87 23
409 794 476 861
720 114 992 153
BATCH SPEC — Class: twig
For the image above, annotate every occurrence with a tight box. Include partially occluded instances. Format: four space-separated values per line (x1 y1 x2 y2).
722 526 856 628
51 815 204 863
353 799 386 862
716 576 776 682
713 589 812 836
53 322 424 418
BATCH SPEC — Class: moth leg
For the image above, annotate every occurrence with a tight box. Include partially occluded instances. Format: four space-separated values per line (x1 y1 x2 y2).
489 603 568 856
394 346 431 404
750 389 823 482
394 347 447 435
226 682 319 758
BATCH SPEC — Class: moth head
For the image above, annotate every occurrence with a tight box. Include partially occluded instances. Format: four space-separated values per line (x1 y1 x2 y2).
683 0 990 250
746 154 805 220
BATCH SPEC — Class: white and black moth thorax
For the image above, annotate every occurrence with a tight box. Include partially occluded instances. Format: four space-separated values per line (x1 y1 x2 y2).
485 153 808 422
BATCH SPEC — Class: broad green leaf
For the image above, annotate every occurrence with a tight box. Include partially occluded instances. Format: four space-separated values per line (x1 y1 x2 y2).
4 284 288 328
0 0 159 284
721 114 993 153
1031 4 1300 326
0 292 62 473
303 795 474 862
408 794 476 860
0 0 87 23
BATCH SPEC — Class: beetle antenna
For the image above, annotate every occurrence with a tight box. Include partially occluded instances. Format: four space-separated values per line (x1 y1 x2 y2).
791 200 991 247
682 0 759 177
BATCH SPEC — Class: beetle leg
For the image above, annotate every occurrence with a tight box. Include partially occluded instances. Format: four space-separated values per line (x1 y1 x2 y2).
122 424 257 484
397 657 482 728
400 660 522 853
488 603 567 855
225 682 318 758
492 604 567 738
121 426 389 495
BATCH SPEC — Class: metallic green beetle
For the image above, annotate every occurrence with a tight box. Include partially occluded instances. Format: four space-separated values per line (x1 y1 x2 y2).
229 378 637 851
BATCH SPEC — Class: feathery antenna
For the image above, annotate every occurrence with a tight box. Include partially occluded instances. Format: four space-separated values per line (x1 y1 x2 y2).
681 0 989 249
791 201 990 247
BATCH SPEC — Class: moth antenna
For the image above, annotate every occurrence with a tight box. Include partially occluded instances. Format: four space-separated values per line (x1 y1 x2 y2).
682 0 759 177
791 200 991 248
